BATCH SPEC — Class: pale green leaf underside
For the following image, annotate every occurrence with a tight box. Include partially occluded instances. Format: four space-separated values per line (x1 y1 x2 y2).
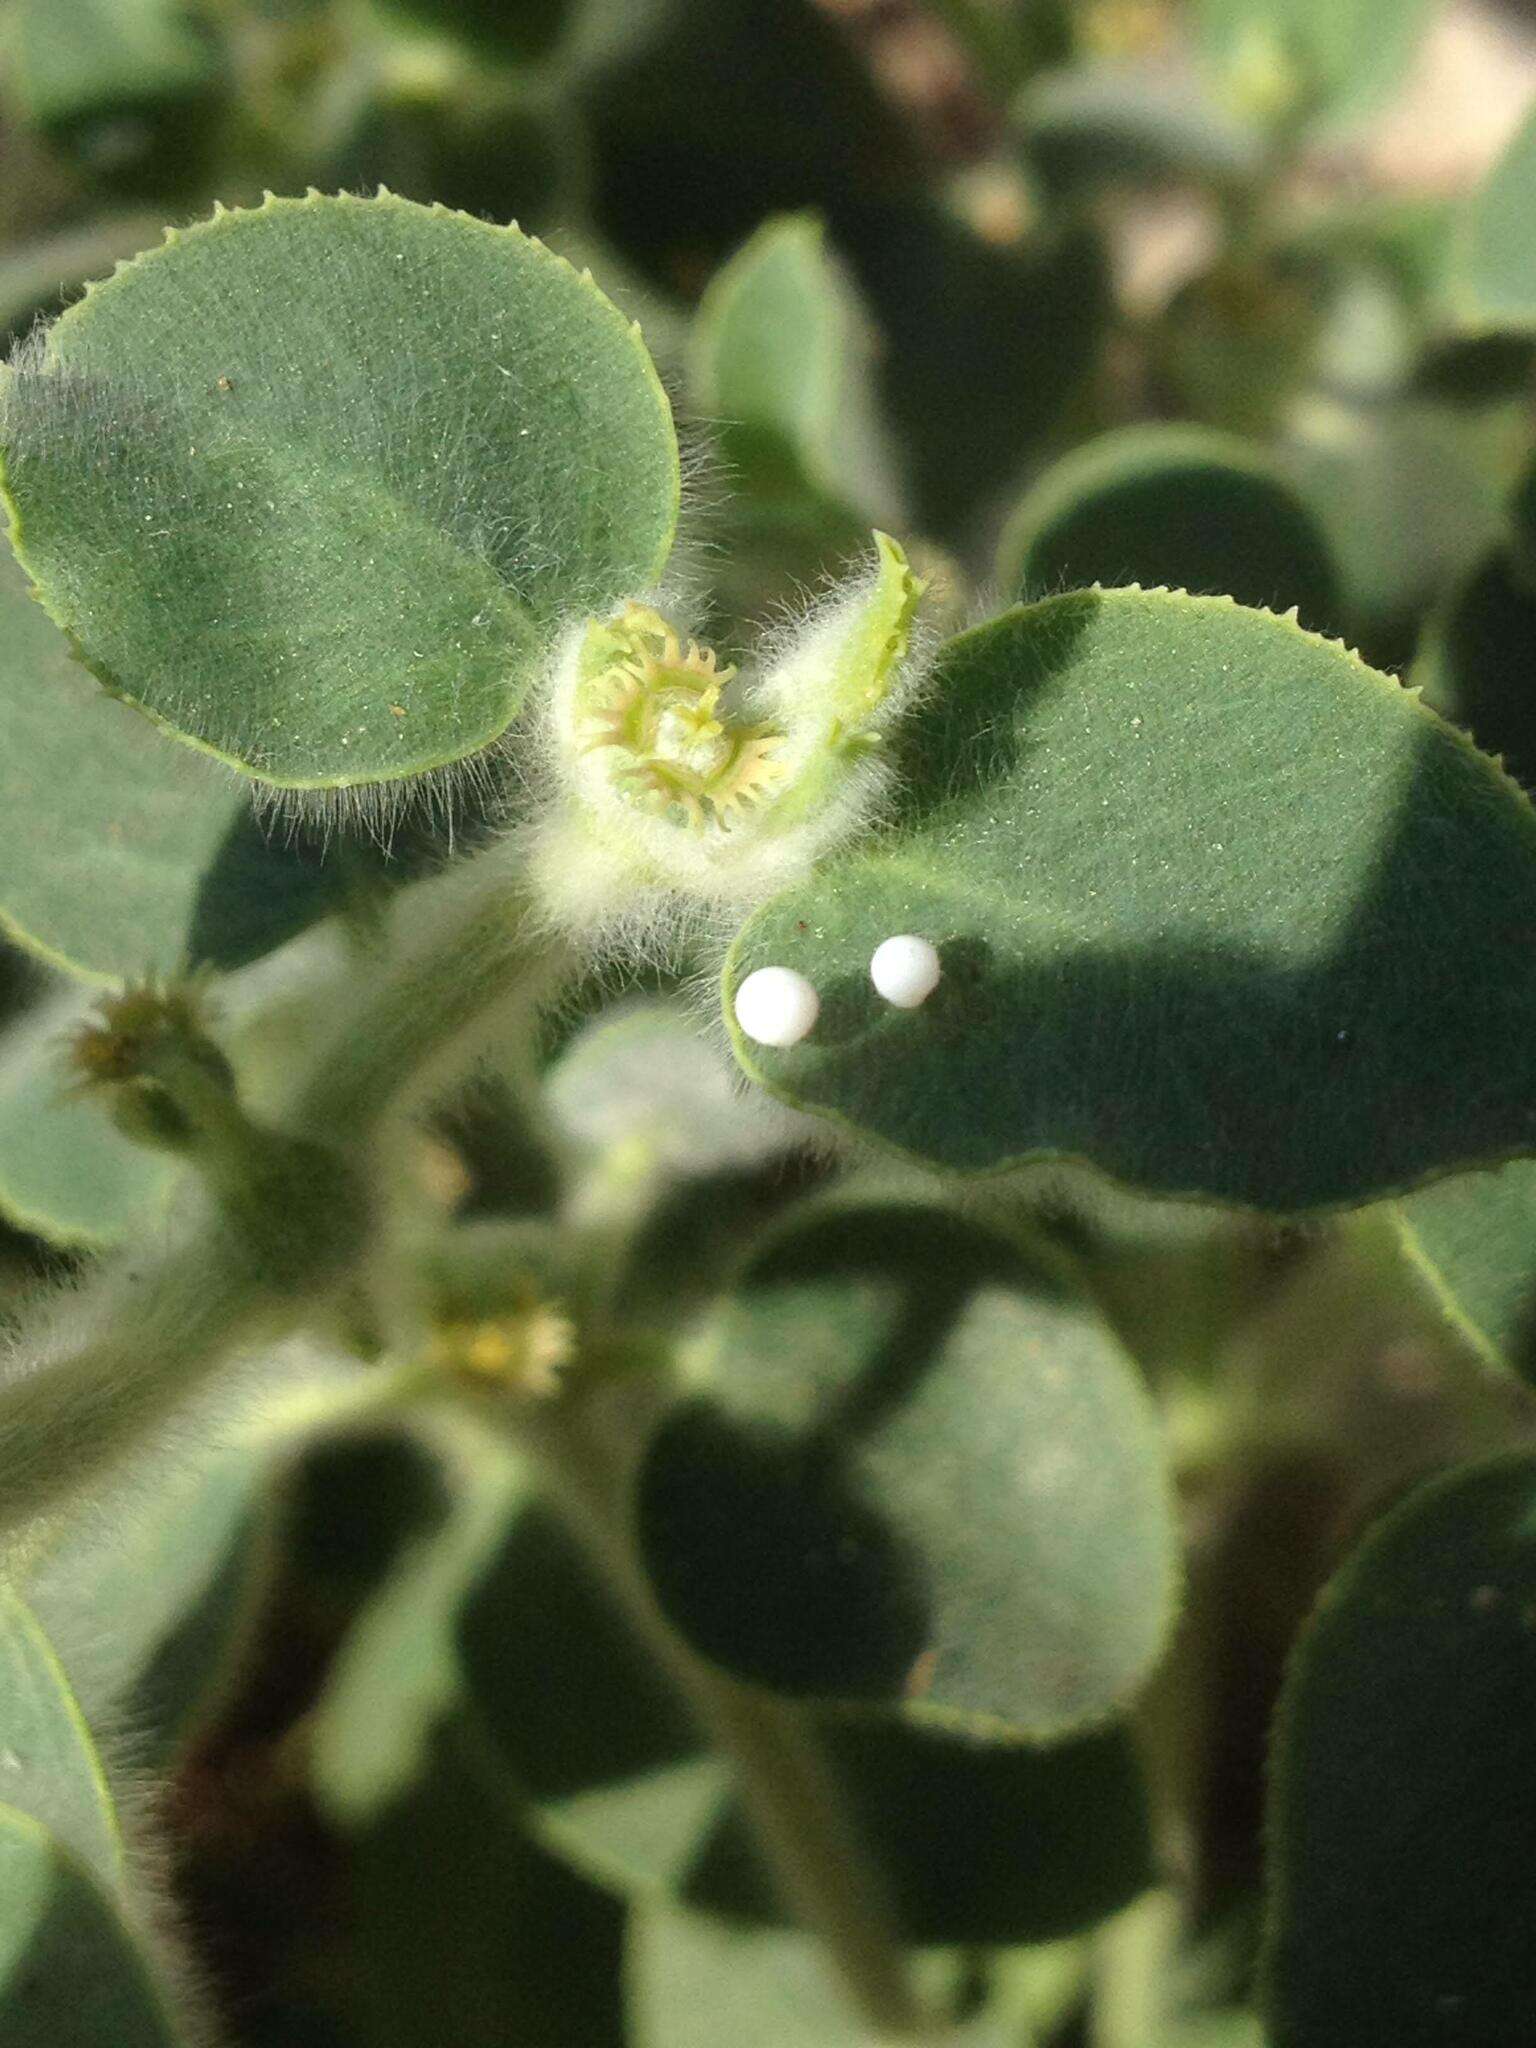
0 985 174 1247
1193 0 1435 128
1447 103 1536 332
690 214 899 525
0 1588 120 1889
628 1908 1008 2048
1263 1453 1536 2046
12 0 215 129
0 192 679 788
0 537 237 981
727 588 1536 1212
1392 1161 1536 1383
639 1201 1176 1735
0 1808 184 2047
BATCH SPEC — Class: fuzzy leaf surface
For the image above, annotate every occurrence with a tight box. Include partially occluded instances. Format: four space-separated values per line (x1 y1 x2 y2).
639 1201 1175 1732
0 192 678 788
727 589 1536 1210
1264 1453 1536 2046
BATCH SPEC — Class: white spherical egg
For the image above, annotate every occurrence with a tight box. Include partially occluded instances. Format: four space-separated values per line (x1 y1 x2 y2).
870 934 942 1010
733 965 820 1048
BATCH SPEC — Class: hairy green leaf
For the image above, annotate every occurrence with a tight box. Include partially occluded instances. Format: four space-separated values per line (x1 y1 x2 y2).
1 192 679 789
727 589 1536 1210
997 424 1339 631
639 1200 1175 1732
0 1809 185 2047
1264 1453 1536 2046
461 1490 1153 1939
690 215 899 530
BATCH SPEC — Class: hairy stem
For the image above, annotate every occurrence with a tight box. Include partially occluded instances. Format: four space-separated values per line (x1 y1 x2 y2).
1 856 574 1553
514 1392 939 2042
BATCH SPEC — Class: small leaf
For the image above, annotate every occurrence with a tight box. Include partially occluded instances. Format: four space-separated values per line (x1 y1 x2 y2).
689 215 900 530
0 1586 121 1886
1263 1452 1536 2047
1191 0 1435 130
10 0 218 134
328 1718 626 2048
309 1427 524 1825
627 1906 1010 2048
727 589 1536 1210
0 537 238 982
997 424 1339 631
461 1490 1154 1938
0 1808 186 2047
545 999 785 1176
1392 1162 1536 1384
639 1200 1175 1733
1447 102 1536 333
1018 60 1262 196
0 983 174 1247
1 192 679 790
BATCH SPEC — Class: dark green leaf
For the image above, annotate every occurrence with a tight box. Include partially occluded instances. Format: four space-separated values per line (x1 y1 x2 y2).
1264 1452 1536 2047
639 1200 1175 1732
0 1808 186 2048
1 192 678 789
727 589 1536 1210
332 1717 625 2048
997 424 1339 631
461 1488 1154 1940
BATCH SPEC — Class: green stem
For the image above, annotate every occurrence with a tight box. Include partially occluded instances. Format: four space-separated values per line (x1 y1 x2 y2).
514 1394 939 2042
1 859 575 1556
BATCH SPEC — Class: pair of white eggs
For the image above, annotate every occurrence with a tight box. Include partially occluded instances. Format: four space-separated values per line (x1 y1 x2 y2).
734 935 942 1049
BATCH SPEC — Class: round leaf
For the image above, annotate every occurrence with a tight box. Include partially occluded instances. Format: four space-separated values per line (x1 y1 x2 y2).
997 425 1339 633
0 536 237 982
0 192 679 789
0 1587 120 1887
460 1494 1153 1940
639 1201 1176 1734
1392 1161 1536 1384
727 589 1536 1211
0 1808 186 2047
1263 1453 1536 2047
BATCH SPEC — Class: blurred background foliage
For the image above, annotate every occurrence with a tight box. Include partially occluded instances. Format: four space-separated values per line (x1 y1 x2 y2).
6 2 1536 2044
